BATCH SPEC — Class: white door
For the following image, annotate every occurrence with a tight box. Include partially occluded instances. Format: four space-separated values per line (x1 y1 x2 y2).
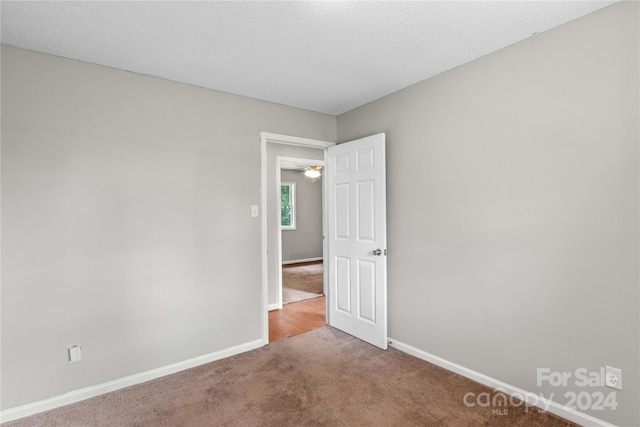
327 133 387 349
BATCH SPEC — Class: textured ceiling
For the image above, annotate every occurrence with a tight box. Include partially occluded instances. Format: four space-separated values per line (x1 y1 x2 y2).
1 1 617 115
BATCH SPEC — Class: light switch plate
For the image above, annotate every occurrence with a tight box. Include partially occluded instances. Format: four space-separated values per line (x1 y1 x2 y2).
68 345 82 363
251 205 259 217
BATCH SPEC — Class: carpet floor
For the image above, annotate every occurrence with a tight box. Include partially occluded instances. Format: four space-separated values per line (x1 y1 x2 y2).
3 327 577 427
282 261 324 305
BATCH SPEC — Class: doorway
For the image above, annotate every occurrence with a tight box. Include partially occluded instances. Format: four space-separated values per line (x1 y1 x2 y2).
260 132 388 349
270 158 326 341
278 158 325 305
260 133 334 343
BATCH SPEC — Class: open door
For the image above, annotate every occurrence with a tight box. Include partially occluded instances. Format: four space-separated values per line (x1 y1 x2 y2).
327 133 387 349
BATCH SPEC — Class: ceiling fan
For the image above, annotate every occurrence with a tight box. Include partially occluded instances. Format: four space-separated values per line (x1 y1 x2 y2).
303 165 322 181
280 162 322 182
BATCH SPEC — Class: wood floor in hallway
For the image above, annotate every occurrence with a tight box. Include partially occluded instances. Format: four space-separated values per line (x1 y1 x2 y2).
269 296 326 342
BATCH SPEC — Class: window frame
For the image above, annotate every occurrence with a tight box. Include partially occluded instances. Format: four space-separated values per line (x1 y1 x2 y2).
280 181 296 230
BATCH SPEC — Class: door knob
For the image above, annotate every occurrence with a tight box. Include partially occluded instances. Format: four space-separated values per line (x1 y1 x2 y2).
373 249 382 256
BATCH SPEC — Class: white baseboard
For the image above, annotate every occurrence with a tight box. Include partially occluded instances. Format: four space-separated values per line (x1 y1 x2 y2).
0 338 265 423
268 303 282 311
282 257 322 265
388 337 616 427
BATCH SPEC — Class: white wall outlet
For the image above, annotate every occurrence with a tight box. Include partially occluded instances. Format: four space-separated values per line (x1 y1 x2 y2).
251 205 259 217
68 345 82 363
605 366 622 390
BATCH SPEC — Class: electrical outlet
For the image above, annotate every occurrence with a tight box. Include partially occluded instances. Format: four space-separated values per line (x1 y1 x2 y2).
605 366 622 390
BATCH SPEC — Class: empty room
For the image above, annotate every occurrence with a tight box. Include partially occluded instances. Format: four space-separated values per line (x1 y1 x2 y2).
1 1 638 426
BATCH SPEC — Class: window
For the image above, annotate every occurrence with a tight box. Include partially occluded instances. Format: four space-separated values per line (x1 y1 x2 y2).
281 182 296 230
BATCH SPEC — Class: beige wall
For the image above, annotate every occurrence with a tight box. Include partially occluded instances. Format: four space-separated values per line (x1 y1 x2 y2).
281 170 323 263
0 46 336 409
338 2 639 425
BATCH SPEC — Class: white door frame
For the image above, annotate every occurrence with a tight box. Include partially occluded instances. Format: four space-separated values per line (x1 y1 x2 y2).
260 132 335 344
277 156 326 310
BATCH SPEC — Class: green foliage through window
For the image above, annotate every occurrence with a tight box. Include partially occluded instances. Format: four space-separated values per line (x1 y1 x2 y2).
281 182 295 229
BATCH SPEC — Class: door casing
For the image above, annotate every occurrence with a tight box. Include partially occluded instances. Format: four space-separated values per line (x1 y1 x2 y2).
260 132 335 344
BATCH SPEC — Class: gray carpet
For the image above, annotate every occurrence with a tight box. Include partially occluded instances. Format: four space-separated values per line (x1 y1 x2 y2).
2 327 578 427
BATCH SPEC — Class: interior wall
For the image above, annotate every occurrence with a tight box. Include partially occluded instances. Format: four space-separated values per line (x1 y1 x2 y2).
337 2 639 426
281 170 323 263
266 144 324 306
0 46 336 410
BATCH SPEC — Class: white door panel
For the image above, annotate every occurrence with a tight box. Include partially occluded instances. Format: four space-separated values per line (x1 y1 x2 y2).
328 133 387 349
